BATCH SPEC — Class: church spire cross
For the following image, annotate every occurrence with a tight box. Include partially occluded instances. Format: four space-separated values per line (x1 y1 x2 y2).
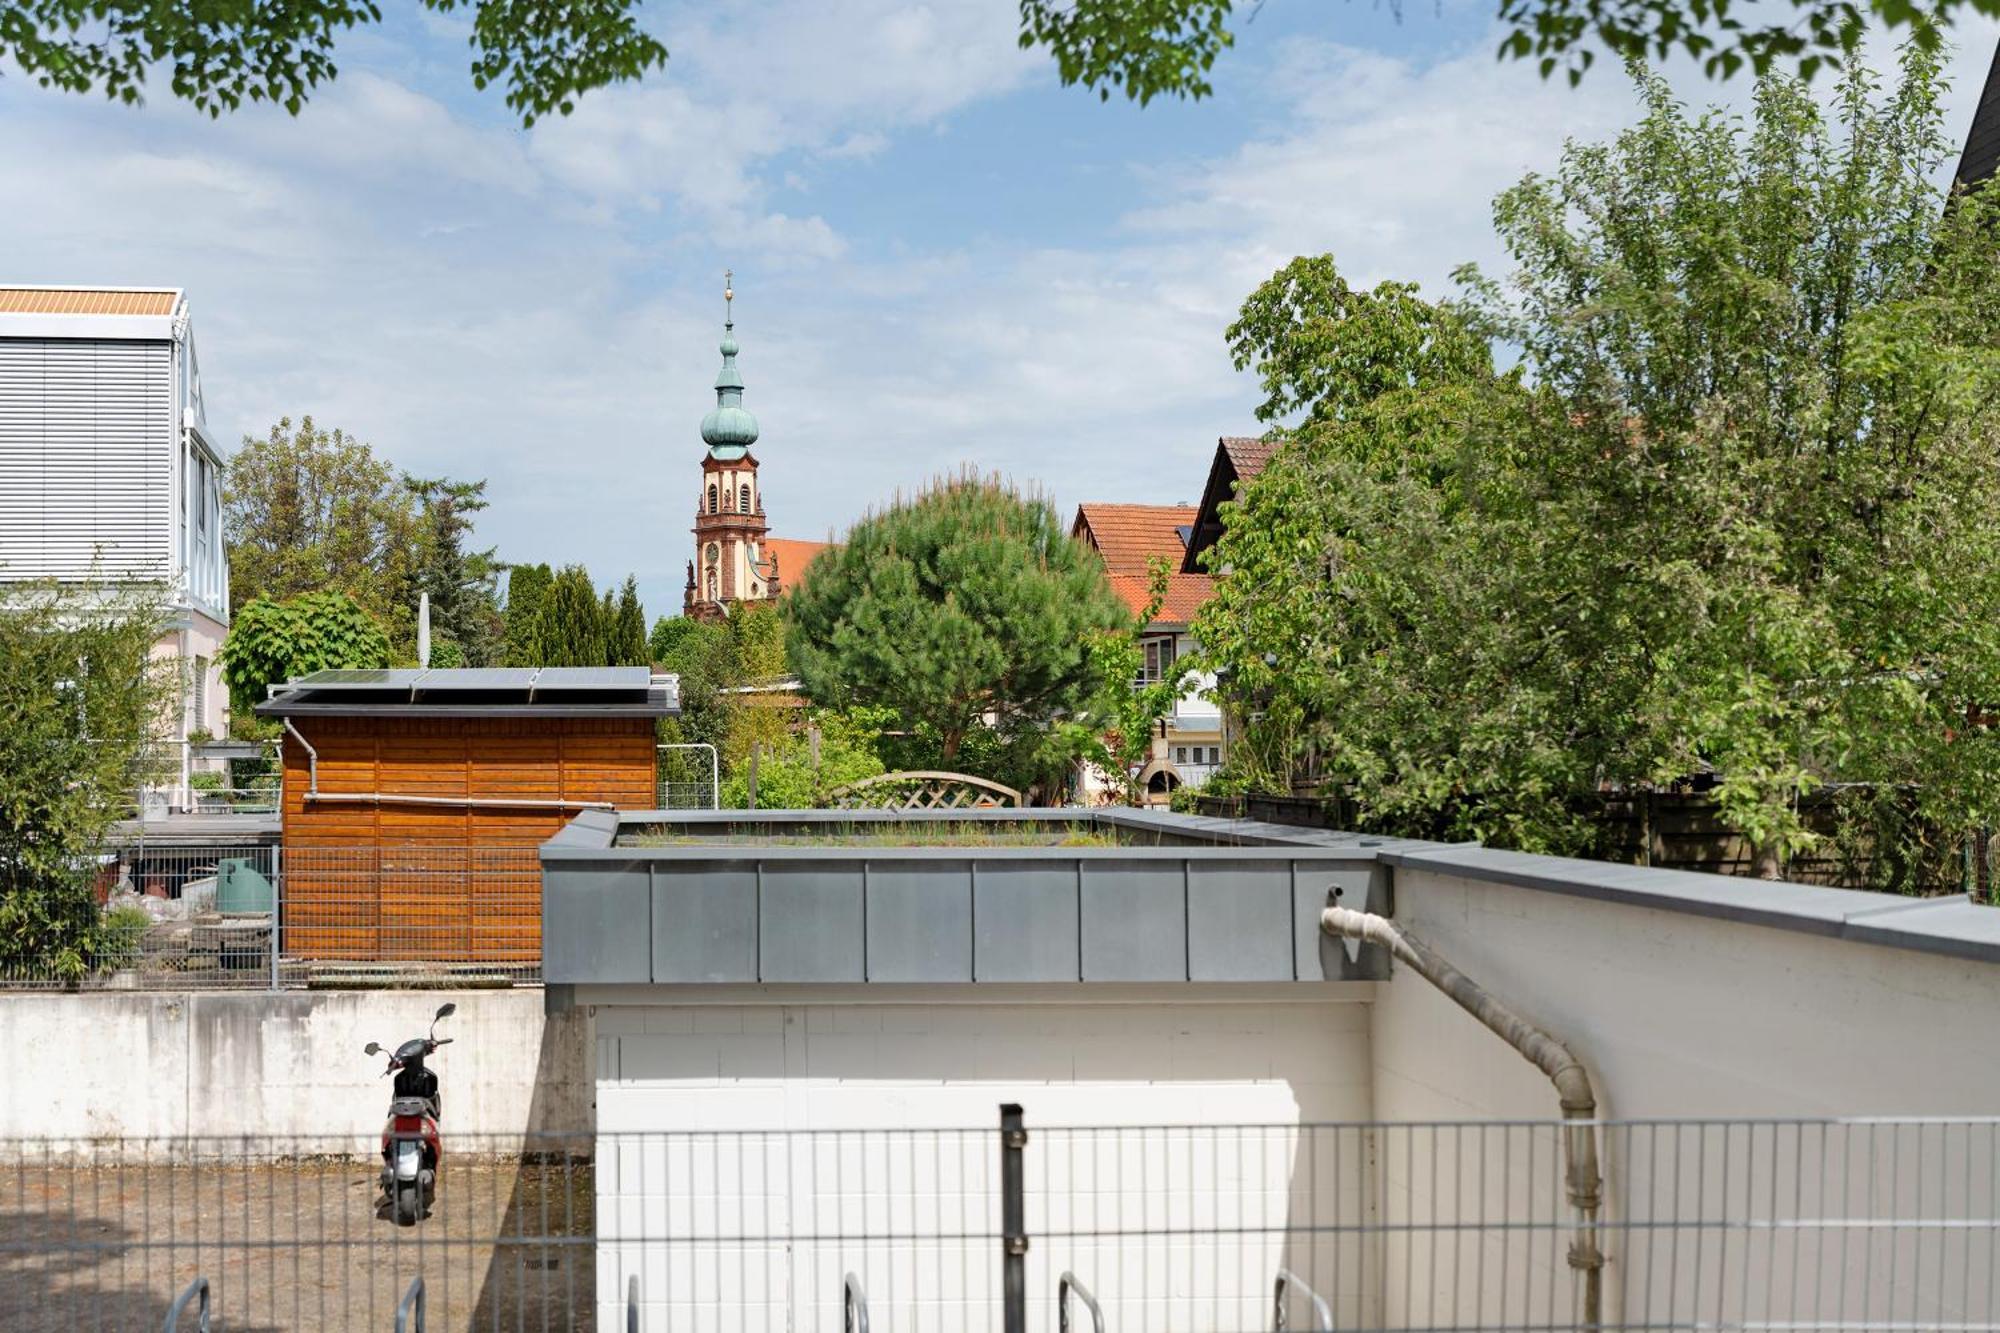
700 266 758 459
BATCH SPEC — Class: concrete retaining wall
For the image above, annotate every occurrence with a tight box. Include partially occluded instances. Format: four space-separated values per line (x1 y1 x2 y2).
0 988 590 1155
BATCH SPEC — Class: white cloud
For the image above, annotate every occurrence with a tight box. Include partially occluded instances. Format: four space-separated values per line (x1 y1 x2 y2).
4 10 1995 618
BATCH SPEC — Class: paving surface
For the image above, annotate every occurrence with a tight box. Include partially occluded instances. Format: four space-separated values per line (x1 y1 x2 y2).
0 1157 594 1331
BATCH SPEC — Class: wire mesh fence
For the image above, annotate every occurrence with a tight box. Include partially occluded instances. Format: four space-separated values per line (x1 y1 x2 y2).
2 1116 1993 1331
0 844 544 991
656 743 720 811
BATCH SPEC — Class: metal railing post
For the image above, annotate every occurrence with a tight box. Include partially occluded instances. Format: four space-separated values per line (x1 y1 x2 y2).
1273 1268 1333 1332
1058 1272 1105 1333
843 1273 869 1333
1000 1103 1028 1333
395 1275 425 1333
269 844 281 991
628 1274 640 1333
162 1276 209 1332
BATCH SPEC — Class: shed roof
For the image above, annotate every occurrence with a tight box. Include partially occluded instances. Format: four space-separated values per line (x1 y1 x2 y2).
256 666 680 718
0 286 182 316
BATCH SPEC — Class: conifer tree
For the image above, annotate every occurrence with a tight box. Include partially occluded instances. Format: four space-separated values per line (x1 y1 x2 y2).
784 473 1131 761
533 565 608 667
611 576 649 667
502 563 553 666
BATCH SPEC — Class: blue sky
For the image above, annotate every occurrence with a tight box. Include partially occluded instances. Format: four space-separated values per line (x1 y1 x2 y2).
3 1 1995 618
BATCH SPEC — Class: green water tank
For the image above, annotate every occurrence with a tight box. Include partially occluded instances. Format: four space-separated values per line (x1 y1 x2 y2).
215 858 274 914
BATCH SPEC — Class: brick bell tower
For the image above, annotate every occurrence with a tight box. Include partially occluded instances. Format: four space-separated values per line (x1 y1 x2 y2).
683 273 779 618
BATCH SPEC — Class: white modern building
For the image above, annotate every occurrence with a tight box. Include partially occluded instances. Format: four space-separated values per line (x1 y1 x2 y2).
0 286 232 789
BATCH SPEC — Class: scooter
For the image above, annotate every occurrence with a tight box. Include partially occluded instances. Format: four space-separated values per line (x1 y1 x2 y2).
365 1002 455 1225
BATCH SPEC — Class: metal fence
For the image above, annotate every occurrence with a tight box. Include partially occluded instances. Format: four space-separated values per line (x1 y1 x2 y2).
3 1115 1994 1331
0 844 545 991
656 743 720 811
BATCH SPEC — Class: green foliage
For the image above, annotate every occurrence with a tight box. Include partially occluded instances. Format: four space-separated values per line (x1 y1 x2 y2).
0 0 1954 131
1018 0 1235 105
220 591 391 715
511 564 648 669
426 636 468 669
407 475 503 668
0 579 172 982
1226 253 1494 430
533 565 608 667
1074 556 1195 806
611 576 649 667
1200 48 2000 883
1018 0 1939 108
224 416 424 653
0 0 666 125
650 613 739 769
503 563 553 666
784 473 1132 767
720 708 890 808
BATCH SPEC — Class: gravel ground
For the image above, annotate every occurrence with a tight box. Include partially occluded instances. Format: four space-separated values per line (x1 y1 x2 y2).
0 1157 594 1331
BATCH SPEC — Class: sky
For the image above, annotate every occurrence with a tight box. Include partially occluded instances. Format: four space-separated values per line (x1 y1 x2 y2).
3 2 1996 618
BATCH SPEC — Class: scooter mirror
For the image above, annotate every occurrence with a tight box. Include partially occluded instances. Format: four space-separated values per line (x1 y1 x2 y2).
365 1042 381 1055
435 1002 457 1021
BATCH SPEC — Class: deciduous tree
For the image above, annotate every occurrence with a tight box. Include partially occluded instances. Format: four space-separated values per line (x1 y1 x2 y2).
5 0 1929 129
224 416 422 648
220 591 391 714
0 580 174 981
1200 47 2000 887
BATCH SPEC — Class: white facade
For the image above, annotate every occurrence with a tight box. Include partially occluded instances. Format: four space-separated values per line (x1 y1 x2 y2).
0 286 231 752
593 989 1373 1331
1078 628 1225 806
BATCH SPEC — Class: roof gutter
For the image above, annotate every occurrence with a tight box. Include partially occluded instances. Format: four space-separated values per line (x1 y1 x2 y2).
1321 905 1605 1328
281 716 616 813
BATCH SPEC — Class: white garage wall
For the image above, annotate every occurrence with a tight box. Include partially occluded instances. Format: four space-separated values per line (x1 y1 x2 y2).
593 989 1374 1333
0 989 589 1154
1369 865 2000 1331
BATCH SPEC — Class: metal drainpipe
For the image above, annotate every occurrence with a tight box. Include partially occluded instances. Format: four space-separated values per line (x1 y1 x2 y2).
281 717 614 812
1322 905 1605 1328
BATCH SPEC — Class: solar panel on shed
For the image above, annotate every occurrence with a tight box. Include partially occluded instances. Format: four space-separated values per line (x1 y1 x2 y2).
534 667 653 691
416 668 540 692
290 668 428 690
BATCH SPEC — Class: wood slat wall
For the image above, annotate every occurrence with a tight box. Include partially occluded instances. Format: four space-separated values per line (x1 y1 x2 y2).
280 716 655 963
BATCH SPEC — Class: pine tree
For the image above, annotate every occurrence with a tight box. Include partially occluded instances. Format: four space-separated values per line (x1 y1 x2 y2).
784 472 1131 760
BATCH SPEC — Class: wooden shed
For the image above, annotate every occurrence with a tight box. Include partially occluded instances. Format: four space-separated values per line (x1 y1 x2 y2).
257 667 677 971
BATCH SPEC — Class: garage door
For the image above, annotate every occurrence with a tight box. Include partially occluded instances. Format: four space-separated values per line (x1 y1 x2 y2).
595 997 1372 1332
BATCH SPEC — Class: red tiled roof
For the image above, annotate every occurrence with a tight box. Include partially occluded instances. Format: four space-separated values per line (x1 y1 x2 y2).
1104 570 1213 624
764 537 833 586
1071 503 1214 626
1219 435 1280 480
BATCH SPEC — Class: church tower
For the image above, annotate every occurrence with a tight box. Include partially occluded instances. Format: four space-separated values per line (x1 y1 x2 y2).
684 274 779 617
